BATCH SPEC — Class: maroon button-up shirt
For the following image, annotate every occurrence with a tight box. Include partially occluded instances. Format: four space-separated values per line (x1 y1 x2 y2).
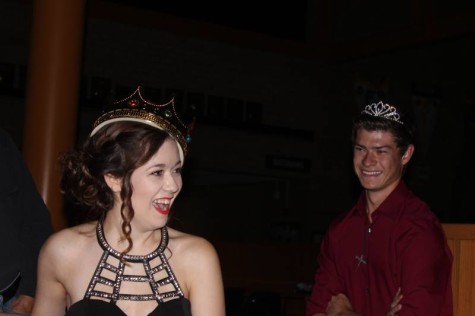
306 181 453 315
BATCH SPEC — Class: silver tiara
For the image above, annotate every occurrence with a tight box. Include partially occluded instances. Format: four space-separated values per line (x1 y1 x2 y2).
362 101 403 124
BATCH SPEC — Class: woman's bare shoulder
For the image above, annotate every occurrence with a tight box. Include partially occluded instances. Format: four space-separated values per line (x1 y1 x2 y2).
166 227 224 305
40 221 97 259
167 227 219 262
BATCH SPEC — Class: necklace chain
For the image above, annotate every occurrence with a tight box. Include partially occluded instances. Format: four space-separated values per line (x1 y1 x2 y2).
356 211 372 270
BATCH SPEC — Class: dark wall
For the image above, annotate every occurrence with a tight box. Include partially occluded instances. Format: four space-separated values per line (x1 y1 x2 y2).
1 0 474 243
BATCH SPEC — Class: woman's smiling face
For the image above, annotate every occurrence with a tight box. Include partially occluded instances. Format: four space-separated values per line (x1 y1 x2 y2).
129 137 183 230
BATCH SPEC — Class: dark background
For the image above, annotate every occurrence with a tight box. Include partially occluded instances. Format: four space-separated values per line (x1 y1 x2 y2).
1 0 474 243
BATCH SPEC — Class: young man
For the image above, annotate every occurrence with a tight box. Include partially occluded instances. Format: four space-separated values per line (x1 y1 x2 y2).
306 101 453 316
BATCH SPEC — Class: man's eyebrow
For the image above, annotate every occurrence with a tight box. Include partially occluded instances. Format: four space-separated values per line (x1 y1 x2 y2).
354 143 392 150
371 145 392 150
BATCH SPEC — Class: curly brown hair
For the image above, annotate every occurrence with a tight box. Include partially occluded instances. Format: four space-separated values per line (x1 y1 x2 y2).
60 121 170 255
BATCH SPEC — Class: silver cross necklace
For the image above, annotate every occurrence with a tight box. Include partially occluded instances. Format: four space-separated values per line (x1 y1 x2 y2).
356 209 372 269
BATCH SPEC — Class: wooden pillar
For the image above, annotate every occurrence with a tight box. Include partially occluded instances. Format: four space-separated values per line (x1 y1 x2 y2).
22 0 86 231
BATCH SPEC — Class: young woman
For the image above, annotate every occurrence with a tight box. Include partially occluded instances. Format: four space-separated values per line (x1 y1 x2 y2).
32 87 225 316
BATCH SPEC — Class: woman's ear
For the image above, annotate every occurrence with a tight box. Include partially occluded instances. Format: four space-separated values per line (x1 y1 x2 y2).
104 173 122 193
401 144 415 165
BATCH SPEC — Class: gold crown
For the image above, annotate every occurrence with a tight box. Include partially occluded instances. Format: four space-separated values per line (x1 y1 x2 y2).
91 86 194 159
362 101 404 124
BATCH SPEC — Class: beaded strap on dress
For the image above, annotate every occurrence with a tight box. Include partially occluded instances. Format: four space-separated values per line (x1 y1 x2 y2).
83 221 184 303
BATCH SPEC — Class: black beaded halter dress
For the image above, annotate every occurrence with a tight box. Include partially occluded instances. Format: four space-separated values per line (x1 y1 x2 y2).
65 221 191 316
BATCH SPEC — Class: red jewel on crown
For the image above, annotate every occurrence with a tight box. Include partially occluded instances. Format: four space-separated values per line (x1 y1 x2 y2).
128 99 139 108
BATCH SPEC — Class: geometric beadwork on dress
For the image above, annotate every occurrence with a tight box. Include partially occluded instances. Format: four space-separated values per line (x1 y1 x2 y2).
84 222 184 303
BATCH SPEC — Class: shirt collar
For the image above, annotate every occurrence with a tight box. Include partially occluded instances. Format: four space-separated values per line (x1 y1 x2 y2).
355 181 410 220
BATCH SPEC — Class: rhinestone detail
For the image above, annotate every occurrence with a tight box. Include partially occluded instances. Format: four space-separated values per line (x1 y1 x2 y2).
83 222 184 303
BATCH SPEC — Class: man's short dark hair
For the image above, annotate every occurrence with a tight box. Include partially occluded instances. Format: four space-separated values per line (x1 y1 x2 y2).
351 105 415 156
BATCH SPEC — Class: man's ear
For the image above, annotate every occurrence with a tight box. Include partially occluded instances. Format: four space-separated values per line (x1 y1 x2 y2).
104 173 122 193
401 144 415 165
